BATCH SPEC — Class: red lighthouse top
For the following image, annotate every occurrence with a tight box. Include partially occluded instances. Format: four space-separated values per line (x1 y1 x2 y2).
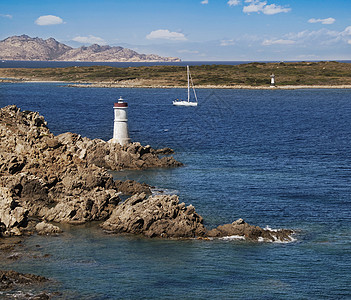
114 96 128 108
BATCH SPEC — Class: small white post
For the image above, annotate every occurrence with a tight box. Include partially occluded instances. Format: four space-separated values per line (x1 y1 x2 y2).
270 74 276 87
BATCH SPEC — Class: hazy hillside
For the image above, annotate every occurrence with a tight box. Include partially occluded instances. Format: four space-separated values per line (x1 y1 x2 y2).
0 35 181 62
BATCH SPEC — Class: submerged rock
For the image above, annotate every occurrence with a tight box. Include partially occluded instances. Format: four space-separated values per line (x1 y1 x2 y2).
102 193 207 238
207 218 294 242
0 270 48 290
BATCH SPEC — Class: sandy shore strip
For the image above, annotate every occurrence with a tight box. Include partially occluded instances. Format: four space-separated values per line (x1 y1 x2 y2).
67 82 351 90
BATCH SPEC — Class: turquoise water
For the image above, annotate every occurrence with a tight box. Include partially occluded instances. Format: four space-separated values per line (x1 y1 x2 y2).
1 83 351 299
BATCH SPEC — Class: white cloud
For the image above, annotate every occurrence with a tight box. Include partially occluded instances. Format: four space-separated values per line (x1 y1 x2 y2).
0 14 12 19
343 26 351 35
308 17 335 25
348 40 351 45
228 0 240 6
243 1 266 13
262 4 291 15
220 39 235 46
177 49 200 54
201 0 209 4
262 39 295 46
35 15 64 26
146 29 187 41
276 26 351 47
72 35 106 45
243 1 290 15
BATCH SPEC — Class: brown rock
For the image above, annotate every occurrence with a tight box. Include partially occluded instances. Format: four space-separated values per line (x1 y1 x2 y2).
0 187 29 236
101 193 206 238
206 218 294 242
0 270 48 291
35 222 62 235
114 180 151 195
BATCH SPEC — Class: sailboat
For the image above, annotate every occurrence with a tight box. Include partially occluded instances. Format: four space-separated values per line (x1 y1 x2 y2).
173 65 198 106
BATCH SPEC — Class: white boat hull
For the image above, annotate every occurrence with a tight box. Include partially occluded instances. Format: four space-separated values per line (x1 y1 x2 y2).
173 100 198 107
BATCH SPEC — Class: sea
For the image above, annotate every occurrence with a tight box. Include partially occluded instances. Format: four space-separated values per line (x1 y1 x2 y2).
0 62 351 299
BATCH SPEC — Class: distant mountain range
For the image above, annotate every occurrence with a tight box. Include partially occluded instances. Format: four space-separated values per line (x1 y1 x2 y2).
0 35 181 62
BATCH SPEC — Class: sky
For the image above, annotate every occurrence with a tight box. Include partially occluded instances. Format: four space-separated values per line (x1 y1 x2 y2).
1 0 351 61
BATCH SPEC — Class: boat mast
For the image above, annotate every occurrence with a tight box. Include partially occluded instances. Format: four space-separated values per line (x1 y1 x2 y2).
187 65 190 102
189 67 198 103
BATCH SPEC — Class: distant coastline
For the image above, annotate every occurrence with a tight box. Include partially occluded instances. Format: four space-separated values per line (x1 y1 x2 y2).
2 61 351 89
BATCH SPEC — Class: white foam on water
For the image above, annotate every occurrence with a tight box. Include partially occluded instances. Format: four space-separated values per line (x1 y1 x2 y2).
264 225 278 232
151 188 179 195
219 235 246 241
264 225 297 243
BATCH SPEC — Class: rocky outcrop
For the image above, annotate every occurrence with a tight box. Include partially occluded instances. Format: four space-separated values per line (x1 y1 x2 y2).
0 105 181 235
0 105 294 242
0 35 180 62
56 132 182 170
101 195 294 242
207 218 294 242
102 193 206 238
0 270 49 299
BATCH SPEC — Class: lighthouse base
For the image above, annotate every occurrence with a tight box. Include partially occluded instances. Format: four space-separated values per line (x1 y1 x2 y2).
109 137 131 146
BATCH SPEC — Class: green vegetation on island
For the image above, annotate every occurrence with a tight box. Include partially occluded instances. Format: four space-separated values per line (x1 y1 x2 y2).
1 61 351 87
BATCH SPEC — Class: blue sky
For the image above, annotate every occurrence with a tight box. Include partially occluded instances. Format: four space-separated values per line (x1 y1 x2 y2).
1 0 351 61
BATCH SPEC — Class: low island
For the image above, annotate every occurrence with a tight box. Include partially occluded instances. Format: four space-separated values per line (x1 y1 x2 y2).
1 61 351 89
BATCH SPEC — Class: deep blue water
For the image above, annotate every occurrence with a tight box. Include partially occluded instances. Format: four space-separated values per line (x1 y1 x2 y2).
1 83 351 299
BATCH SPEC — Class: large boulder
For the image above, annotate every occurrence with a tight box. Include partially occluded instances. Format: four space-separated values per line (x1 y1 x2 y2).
35 221 62 235
114 180 151 195
102 193 206 238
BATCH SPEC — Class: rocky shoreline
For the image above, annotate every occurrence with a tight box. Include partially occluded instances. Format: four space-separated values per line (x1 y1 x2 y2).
0 105 295 297
0 104 294 240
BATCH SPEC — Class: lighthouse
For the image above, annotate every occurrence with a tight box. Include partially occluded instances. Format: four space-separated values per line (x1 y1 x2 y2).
270 74 276 87
110 96 131 145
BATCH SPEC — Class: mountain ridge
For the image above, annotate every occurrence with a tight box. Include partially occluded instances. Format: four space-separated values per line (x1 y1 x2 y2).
0 35 181 62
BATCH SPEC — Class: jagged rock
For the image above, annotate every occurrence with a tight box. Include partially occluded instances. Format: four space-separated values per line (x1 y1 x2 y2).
35 222 62 235
102 193 206 238
114 180 151 195
0 270 48 291
206 218 294 242
0 187 28 236
57 133 183 170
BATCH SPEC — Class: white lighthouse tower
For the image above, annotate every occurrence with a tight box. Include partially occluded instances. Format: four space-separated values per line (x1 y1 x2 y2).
111 96 131 145
270 73 276 87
